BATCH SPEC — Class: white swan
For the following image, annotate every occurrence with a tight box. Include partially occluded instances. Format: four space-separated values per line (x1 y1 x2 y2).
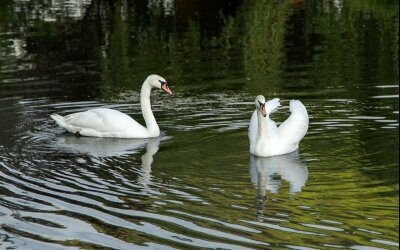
51 74 173 138
248 96 308 157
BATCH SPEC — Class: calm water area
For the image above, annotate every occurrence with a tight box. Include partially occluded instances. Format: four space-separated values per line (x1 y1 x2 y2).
0 0 399 249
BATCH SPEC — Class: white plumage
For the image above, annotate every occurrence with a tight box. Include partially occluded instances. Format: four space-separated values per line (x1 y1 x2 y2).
248 96 309 157
51 74 173 138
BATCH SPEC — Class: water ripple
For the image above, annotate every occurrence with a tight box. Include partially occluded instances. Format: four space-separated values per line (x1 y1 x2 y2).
0 91 398 248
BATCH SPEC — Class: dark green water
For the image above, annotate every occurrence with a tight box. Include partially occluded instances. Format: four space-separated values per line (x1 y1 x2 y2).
0 0 398 249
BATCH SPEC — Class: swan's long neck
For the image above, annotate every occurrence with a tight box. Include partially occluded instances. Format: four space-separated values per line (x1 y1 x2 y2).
257 110 268 139
141 80 160 137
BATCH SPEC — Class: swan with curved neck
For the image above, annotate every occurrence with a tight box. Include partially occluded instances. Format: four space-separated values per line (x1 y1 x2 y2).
51 74 173 138
248 95 308 157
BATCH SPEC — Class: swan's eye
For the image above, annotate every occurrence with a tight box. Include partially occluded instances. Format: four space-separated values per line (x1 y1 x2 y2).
159 80 166 85
258 101 264 107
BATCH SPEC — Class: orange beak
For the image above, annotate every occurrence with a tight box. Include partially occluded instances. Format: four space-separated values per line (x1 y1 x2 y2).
162 84 173 96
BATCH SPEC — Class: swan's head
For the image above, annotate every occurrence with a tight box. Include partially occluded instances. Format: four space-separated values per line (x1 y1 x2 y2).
147 74 173 96
255 95 267 117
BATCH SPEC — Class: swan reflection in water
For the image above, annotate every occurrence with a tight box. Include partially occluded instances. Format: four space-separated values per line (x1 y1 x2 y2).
249 151 308 214
137 138 161 190
52 135 163 193
52 135 163 158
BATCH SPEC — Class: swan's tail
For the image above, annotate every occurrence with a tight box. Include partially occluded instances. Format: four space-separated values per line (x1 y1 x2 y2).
50 114 66 128
266 98 280 114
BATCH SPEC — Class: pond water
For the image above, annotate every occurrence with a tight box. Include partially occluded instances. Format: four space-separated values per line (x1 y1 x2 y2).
0 0 398 249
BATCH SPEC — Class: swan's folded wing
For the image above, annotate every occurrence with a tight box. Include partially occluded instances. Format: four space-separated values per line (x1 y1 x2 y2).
64 110 106 130
63 108 143 132
277 100 309 145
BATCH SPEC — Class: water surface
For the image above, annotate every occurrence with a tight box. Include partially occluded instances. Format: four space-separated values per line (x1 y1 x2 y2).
0 0 398 249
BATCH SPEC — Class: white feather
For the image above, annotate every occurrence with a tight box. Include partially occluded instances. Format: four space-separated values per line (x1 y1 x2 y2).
51 74 170 138
249 98 308 157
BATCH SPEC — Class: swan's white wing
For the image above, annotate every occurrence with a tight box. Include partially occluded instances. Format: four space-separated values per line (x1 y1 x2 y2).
65 109 140 130
277 100 309 149
55 108 147 137
63 110 105 129
265 98 280 114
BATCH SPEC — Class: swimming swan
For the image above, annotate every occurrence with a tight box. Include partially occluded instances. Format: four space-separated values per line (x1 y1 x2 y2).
248 96 308 157
51 74 173 138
